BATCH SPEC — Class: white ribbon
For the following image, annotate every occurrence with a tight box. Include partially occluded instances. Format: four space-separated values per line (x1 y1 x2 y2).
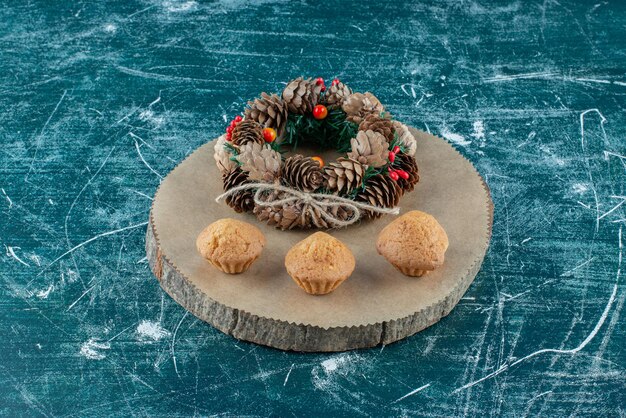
215 182 400 228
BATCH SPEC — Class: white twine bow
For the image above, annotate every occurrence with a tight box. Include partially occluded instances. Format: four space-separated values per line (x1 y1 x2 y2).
215 182 400 228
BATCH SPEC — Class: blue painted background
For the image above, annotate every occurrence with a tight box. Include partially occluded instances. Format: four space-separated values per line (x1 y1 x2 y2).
1 1 624 416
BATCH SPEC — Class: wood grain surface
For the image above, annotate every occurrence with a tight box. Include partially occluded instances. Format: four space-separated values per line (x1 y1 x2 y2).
0 1 624 416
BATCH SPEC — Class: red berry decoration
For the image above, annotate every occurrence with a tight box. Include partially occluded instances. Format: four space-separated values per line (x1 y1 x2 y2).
392 145 401 154
234 115 243 123
397 169 409 180
226 132 232 141
226 125 234 134
262 127 277 143
388 151 396 163
312 104 328 120
315 77 324 86
389 170 399 181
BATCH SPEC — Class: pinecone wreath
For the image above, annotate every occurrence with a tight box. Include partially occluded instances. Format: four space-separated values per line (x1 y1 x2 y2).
356 174 402 219
216 76 420 229
245 92 288 135
282 155 324 192
223 167 255 213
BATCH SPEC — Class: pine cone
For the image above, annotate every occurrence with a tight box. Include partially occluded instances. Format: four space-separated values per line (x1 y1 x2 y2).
231 119 264 147
342 92 386 124
214 135 237 174
282 77 322 114
237 142 282 182
355 174 402 219
347 130 389 168
254 193 310 230
309 200 355 228
324 157 365 195
359 114 395 143
321 81 352 109
394 153 419 192
393 121 417 157
282 155 324 192
245 92 289 135
223 167 255 213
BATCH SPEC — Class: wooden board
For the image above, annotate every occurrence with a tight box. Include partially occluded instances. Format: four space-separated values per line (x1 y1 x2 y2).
146 129 493 352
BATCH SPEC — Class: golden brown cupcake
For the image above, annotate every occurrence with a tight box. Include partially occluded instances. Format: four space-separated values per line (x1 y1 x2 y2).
196 218 266 274
285 232 355 295
376 210 449 277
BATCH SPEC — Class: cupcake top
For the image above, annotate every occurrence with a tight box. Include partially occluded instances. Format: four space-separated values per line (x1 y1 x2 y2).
285 232 355 291
196 218 266 267
376 210 449 274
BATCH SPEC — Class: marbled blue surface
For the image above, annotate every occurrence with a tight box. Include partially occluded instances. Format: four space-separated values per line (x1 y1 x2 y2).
1 1 624 416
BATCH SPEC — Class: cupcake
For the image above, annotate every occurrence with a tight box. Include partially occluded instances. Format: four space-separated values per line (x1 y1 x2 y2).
376 210 448 277
285 232 355 295
196 218 266 274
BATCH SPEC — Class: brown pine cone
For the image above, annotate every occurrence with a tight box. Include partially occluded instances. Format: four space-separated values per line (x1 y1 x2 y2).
394 153 420 192
358 113 395 143
254 194 310 230
282 155 324 192
321 81 352 109
315 200 356 227
237 141 282 182
342 92 386 124
392 121 417 157
245 92 289 135
282 77 322 114
355 174 402 219
231 119 264 147
223 167 255 213
323 157 365 195
347 130 389 168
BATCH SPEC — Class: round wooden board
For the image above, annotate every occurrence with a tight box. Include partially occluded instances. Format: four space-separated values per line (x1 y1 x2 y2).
146 129 493 352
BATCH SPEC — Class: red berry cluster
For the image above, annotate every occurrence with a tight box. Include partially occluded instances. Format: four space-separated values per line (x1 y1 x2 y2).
225 115 243 141
387 146 409 181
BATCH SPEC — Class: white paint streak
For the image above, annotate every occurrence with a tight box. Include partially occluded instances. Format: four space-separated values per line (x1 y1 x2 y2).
80 339 110 360
134 139 163 179
441 127 471 146
40 221 149 273
1 188 12 208
67 284 96 311
35 284 54 299
283 363 295 386
561 257 595 277
393 383 431 403
137 320 171 341
470 120 485 141
171 311 189 378
5 246 30 266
